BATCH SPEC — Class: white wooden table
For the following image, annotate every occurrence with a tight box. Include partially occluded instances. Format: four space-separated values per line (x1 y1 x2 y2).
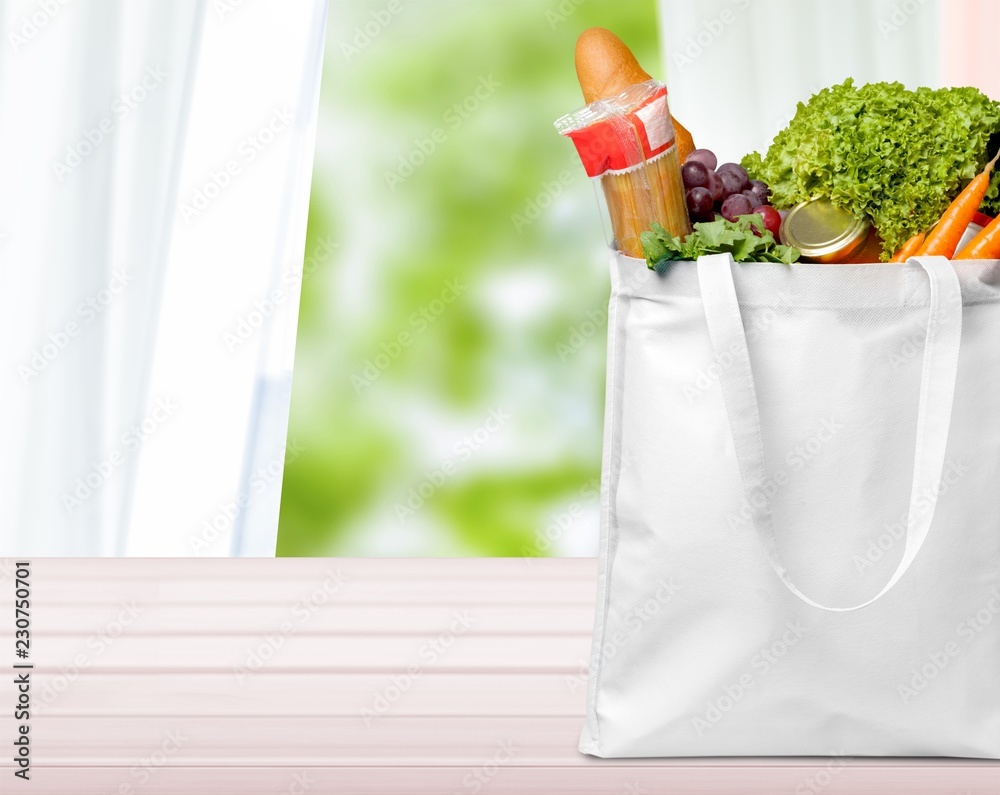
1 558 997 793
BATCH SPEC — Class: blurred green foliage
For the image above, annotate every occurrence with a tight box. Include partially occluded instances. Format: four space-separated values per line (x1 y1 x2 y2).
277 0 659 556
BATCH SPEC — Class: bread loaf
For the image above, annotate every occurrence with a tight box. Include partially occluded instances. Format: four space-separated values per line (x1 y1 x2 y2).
574 27 695 163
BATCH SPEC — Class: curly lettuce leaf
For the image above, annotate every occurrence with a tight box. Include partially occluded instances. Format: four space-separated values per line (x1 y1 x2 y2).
742 79 1000 259
986 169 1000 216
641 216 800 273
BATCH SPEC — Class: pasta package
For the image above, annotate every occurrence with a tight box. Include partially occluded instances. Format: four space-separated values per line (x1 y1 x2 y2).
556 79 690 257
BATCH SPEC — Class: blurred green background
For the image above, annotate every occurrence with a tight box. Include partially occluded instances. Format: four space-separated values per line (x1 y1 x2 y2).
276 0 659 556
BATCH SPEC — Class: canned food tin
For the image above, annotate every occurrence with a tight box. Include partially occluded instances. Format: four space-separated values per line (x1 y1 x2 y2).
779 198 882 263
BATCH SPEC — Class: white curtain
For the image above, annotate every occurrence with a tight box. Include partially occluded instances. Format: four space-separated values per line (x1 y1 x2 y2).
656 0 1000 160
0 0 326 555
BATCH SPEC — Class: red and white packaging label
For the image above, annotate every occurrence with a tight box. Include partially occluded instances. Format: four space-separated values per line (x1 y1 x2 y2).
561 85 676 178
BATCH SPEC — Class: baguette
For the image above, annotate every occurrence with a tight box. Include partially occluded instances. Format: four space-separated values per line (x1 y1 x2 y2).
574 27 695 162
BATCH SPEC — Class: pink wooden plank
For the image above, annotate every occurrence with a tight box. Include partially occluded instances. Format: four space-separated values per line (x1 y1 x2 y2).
0 673 589 718
0 557 994 795
17 765 1000 795
8 715 1000 769
5 573 597 606
0 604 595 635
19 633 590 672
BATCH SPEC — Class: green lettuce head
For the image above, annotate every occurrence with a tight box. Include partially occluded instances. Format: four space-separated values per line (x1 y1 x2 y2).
742 79 1000 259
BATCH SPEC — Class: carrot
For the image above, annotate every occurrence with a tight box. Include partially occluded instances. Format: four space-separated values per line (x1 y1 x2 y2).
889 230 925 262
954 213 1000 259
917 150 1000 258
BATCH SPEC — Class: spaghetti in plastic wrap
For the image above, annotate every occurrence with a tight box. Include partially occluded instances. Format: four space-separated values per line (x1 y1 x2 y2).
556 80 690 258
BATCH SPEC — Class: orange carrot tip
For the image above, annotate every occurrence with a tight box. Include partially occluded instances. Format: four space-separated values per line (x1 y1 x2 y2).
890 230 925 262
955 213 1000 260
917 155 998 258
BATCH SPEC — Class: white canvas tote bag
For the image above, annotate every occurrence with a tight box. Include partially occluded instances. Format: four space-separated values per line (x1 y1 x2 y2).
581 252 1000 758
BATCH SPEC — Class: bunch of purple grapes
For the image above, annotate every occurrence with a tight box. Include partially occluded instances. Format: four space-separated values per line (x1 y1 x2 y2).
681 149 781 238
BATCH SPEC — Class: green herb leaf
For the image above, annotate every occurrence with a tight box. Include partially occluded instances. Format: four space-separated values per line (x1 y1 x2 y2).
641 215 800 269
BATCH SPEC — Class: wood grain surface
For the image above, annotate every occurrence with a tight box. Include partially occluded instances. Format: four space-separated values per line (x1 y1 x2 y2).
1 558 997 793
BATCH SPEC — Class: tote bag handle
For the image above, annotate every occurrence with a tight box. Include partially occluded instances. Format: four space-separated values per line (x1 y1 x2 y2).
696 253 963 612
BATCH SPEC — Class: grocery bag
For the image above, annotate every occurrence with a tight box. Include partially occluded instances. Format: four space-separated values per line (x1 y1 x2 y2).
580 252 1000 758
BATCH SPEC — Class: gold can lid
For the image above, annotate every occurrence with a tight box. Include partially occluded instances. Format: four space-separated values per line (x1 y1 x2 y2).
779 198 871 263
